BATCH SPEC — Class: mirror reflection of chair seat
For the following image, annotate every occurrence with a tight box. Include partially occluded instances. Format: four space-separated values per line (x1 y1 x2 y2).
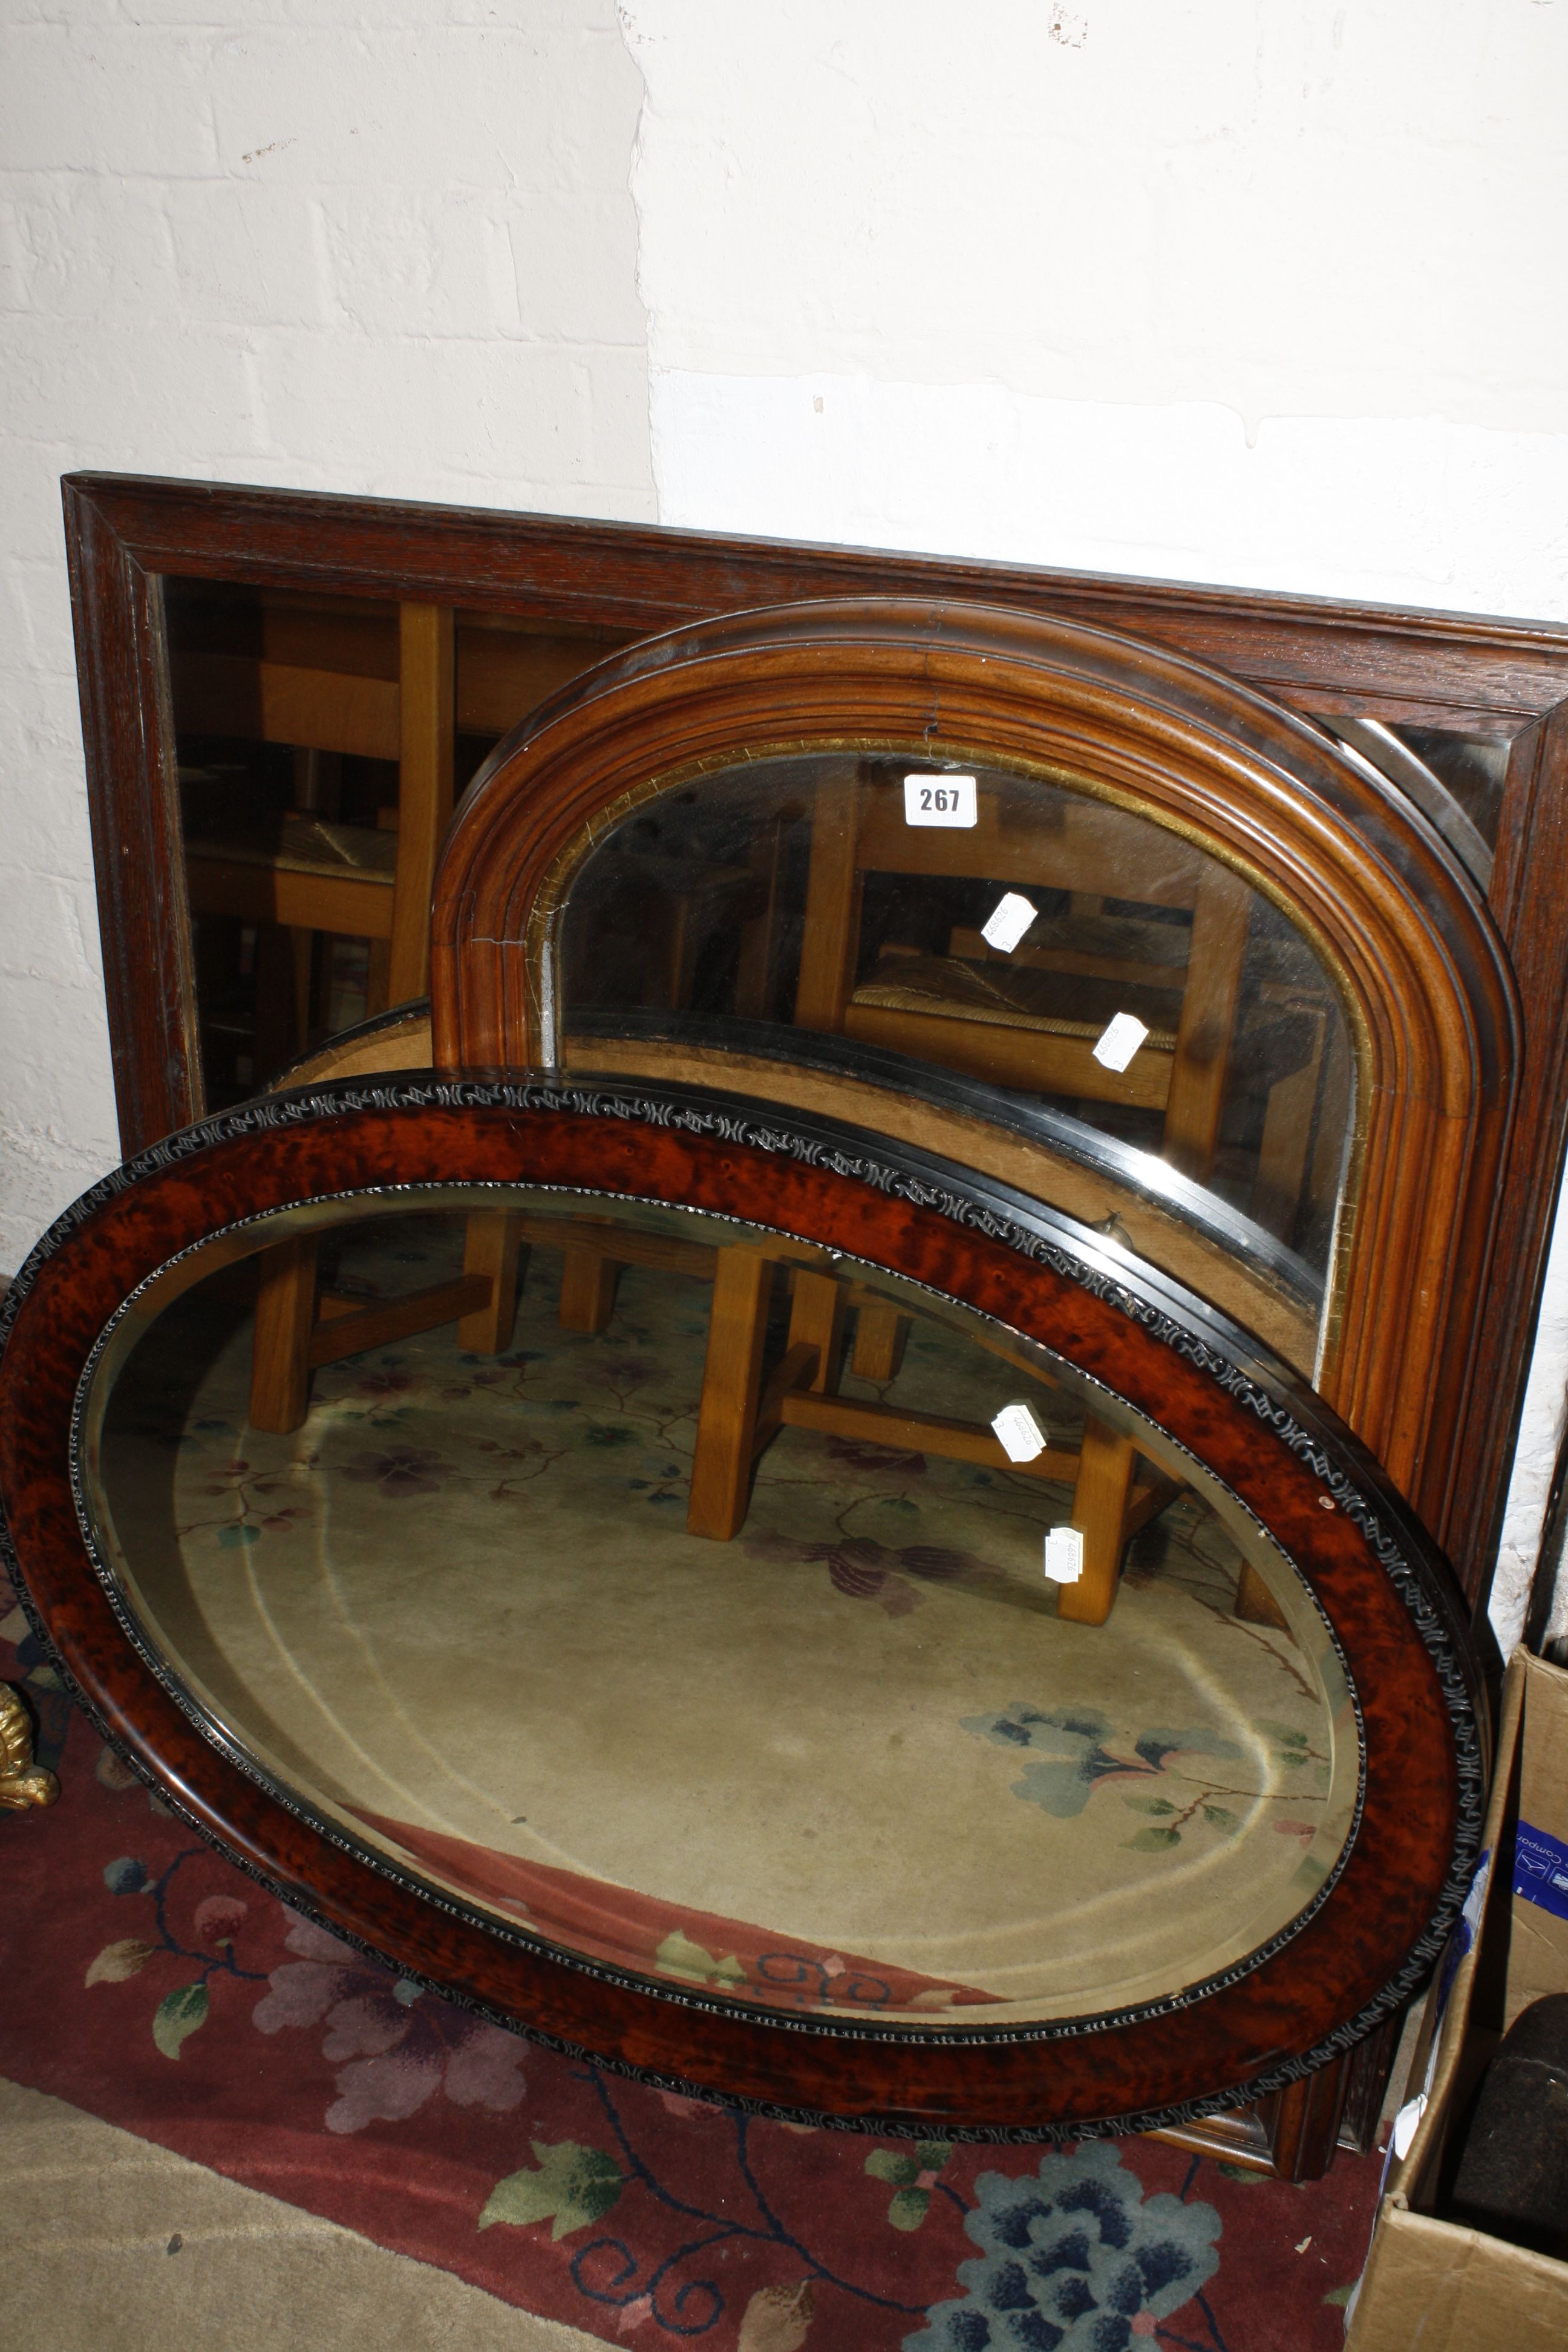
244 1015 1267 1628
682 1244 1182 1627
176 602 454 1065
795 764 1332 1244
244 1182 1179 1632
555 1225 1286 1631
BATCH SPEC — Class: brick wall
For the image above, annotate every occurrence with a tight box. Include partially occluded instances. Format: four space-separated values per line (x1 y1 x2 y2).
0 0 652 1269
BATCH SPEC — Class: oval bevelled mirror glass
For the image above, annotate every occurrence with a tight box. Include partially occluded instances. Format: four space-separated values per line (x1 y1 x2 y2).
78 1183 1357 2033
554 755 1355 1377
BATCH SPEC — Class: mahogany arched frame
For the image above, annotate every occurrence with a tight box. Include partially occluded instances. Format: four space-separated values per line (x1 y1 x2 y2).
430 599 1518 1541
0 1079 1486 2140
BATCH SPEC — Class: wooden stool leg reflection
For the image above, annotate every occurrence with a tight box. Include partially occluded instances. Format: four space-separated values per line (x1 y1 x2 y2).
786 1268 844 1393
559 1245 619 1334
457 1212 523 1353
851 1299 907 1383
1057 1415 1138 1626
249 1236 320 1434
688 1249 773 1540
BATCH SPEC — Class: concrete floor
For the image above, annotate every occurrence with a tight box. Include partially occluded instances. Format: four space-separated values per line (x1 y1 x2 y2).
1 2077 602 2352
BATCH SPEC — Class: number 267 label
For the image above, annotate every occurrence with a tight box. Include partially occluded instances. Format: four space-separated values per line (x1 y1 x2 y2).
903 774 977 828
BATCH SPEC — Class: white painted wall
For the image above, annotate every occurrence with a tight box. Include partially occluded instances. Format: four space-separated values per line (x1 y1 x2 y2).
0 0 653 1270
626 0 1568 620
3 1 1566 1624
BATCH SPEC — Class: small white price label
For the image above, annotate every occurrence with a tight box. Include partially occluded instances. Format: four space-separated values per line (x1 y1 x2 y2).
991 1400 1046 1463
904 774 977 828
1044 1527 1085 1585
1092 1012 1148 1073
980 891 1037 954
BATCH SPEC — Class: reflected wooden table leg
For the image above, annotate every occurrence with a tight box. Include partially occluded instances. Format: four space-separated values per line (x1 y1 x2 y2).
688 1248 773 1539
851 1298 907 1382
786 1267 844 1393
1058 1415 1138 1626
249 1235 319 1434
558 1245 619 1334
458 1211 523 1351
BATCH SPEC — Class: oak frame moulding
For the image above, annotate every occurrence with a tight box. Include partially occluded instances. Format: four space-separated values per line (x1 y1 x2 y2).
430 595 1516 1565
60 472 1568 1616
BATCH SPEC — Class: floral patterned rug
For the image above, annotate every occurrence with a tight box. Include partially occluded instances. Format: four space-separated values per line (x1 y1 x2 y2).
2 1615 1383 2351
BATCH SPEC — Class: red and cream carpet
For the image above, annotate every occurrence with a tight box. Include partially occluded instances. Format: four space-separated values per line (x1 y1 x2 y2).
1 1612 1385 2352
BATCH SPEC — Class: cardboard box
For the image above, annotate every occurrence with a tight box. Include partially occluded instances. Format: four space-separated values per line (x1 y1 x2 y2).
1347 1649 1568 2350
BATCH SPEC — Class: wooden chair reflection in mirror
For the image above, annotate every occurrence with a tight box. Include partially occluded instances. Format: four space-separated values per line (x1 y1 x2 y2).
247 1016 520 1433
243 1073 1177 1625
769 759 1316 1621
177 602 456 1062
685 1247 1182 1626
794 761 1328 1224
247 1212 520 1434
197 604 536 1430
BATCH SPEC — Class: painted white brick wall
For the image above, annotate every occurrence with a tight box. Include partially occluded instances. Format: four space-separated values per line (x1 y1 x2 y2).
0 0 653 1271
627 0 1568 617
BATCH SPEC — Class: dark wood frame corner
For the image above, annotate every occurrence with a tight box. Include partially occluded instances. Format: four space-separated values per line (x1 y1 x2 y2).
62 469 1568 1610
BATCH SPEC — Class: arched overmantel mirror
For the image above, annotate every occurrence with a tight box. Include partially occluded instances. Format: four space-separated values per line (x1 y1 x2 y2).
430 598 1517 1535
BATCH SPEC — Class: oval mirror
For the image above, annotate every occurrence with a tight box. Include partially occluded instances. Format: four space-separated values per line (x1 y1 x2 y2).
0 1079 1483 2138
